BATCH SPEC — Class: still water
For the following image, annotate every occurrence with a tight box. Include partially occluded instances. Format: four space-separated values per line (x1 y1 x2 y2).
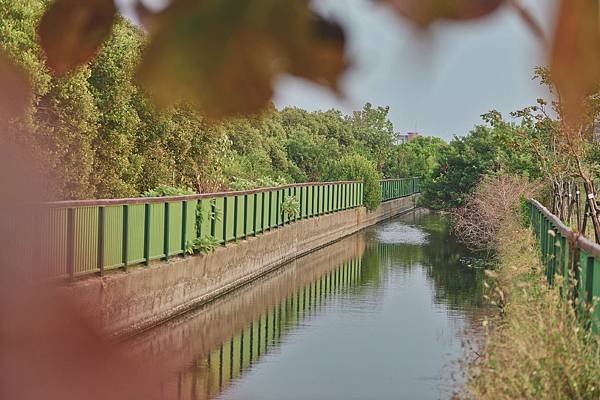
132 211 485 400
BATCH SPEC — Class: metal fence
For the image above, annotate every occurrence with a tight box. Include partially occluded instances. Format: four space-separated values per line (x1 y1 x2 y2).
381 177 420 202
26 178 419 279
529 199 600 332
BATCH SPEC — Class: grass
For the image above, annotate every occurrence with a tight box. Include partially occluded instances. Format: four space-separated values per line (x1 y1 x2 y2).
466 221 600 400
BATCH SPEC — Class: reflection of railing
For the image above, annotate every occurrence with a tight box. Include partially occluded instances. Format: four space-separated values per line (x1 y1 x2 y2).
14 178 420 279
529 199 600 332
380 177 420 202
182 258 363 399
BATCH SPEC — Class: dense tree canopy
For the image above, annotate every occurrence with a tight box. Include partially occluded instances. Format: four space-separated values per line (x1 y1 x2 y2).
420 114 543 210
0 1 411 205
383 136 449 179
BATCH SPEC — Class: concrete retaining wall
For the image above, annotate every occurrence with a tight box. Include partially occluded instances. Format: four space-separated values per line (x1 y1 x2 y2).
69 195 418 336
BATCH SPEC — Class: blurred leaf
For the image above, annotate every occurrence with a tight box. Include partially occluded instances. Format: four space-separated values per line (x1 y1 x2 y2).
137 0 347 118
381 0 504 25
38 0 116 76
551 0 600 123
0 54 31 122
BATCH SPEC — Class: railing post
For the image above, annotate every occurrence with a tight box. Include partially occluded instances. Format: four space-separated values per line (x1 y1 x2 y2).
293 186 298 221
223 196 228 244
299 186 304 219
144 203 151 266
164 202 170 260
67 208 75 278
181 201 187 257
97 206 105 275
268 191 273 229
210 199 216 238
122 204 129 270
276 189 280 226
253 193 258 236
261 192 266 232
344 183 348 209
360 183 364 206
233 195 238 241
243 194 248 238
33 209 41 278
315 185 319 215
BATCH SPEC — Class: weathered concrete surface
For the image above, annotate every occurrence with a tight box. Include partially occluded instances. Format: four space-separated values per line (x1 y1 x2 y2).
69 195 418 336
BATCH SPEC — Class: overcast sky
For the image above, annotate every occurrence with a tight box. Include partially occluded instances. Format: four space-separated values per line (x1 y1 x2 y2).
119 0 558 141
274 0 558 140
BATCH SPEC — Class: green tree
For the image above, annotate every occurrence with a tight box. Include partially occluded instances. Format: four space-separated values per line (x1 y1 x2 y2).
420 112 543 210
348 103 396 170
88 18 145 198
0 0 99 199
383 136 449 179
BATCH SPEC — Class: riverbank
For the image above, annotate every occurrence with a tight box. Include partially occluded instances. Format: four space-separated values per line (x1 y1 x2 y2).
466 219 600 399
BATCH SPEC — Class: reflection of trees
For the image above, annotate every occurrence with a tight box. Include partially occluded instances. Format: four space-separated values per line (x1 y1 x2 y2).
359 229 423 286
360 213 484 313
419 213 485 311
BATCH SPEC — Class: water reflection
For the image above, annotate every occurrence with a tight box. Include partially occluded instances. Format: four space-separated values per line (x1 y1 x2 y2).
189 260 363 398
130 211 485 400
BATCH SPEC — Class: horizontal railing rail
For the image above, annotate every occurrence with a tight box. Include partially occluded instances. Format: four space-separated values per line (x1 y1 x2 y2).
15 178 420 280
529 198 600 332
43 181 362 208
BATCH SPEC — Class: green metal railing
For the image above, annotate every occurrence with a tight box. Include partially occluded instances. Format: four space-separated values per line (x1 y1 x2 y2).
529 199 600 332
29 178 420 279
380 177 420 202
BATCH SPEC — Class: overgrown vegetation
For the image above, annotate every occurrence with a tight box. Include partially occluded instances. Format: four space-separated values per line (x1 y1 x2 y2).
451 175 600 399
452 175 539 253
186 236 221 255
467 209 600 400
280 195 300 220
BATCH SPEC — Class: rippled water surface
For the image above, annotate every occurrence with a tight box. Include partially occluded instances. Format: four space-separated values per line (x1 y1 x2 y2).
134 211 486 400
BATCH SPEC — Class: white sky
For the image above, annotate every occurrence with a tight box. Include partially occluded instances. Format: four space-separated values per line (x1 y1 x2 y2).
119 0 559 141
274 0 558 140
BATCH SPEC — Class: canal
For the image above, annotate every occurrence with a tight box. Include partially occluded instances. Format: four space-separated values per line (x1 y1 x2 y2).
131 210 486 400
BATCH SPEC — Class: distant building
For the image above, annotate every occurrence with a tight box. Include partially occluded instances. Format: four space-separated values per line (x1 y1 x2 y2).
396 131 420 144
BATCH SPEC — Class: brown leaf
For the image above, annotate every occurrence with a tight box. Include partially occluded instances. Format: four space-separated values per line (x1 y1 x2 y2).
286 14 348 93
381 0 504 25
38 0 116 76
137 0 348 118
551 0 600 124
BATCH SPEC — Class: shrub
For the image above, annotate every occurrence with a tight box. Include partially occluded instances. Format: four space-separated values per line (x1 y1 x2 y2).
228 176 287 191
452 174 539 253
327 153 382 211
141 184 194 197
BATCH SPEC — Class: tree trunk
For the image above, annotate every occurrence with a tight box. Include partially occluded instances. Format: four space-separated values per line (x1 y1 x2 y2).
582 178 600 243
